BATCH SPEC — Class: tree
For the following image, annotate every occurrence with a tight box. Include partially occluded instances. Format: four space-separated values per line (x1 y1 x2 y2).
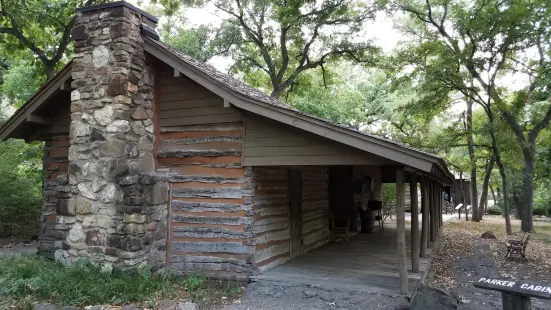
393 0 551 232
0 0 108 79
285 64 393 128
204 0 381 98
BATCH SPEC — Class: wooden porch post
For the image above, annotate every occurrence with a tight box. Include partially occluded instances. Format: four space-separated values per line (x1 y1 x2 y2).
430 180 436 242
396 168 408 295
409 172 419 272
420 176 429 257
439 184 443 229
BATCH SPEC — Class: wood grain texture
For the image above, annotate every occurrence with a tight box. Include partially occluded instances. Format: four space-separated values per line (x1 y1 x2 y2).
155 72 253 279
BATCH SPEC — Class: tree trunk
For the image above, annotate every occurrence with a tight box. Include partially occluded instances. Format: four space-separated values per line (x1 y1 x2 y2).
478 158 495 220
466 97 479 221
464 179 469 221
45 64 56 80
486 107 512 235
520 150 535 232
490 184 496 206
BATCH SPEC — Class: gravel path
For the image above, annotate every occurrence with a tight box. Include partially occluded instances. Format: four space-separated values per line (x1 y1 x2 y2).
0 241 37 257
220 280 410 310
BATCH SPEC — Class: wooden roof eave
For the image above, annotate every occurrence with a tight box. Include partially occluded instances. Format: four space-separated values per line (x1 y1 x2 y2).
0 62 73 141
144 39 453 181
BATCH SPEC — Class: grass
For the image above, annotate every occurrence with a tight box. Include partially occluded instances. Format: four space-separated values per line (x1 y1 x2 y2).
0 255 242 309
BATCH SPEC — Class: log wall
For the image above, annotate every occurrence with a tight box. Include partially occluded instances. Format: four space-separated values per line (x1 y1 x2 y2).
252 166 329 274
157 63 254 280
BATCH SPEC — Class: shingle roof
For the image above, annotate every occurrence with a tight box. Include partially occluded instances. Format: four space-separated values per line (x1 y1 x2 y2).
147 39 447 163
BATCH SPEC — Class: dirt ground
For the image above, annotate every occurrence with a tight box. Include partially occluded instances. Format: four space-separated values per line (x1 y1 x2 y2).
427 216 551 310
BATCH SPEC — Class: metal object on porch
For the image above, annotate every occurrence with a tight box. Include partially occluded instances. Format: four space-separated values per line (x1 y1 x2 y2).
368 200 384 232
330 210 350 244
474 277 551 310
505 233 531 260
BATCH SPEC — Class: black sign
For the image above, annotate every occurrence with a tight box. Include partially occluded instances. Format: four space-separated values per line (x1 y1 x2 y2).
474 277 551 299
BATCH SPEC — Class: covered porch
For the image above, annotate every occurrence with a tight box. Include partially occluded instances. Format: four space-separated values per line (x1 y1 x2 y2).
253 223 432 294
252 164 449 295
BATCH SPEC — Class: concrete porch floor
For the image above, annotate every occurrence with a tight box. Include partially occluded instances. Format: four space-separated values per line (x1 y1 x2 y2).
252 223 433 295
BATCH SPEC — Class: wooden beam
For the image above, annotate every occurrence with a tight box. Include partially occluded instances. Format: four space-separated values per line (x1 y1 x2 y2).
420 176 429 257
430 180 436 242
60 81 71 92
26 115 53 125
409 172 420 273
223 99 231 108
396 168 408 295
174 68 181 78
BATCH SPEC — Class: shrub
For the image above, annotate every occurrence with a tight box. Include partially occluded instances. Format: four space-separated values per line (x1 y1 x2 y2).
487 206 502 215
533 204 548 217
0 140 43 238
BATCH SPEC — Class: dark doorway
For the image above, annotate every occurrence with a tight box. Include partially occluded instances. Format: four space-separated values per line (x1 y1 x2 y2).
329 166 354 219
288 169 303 258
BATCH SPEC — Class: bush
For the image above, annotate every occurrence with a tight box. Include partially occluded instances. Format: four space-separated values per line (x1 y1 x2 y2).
533 204 548 217
487 206 502 215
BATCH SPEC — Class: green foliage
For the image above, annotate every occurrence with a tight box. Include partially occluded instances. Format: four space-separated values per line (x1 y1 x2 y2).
183 273 206 293
487 206 502 216
382 183 397 216
1 59 44 107
173 0 381 98
0 256 188 307
0 140 43 238
533 204 548 217
0 0 111 77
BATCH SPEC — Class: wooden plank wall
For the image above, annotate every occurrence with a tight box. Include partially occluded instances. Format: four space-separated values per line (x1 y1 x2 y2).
243 117 388 166
44 108 71 135
158 66 243 127
301 167 329 253
157 64 254 280
252 166 329 274
40 134 71 258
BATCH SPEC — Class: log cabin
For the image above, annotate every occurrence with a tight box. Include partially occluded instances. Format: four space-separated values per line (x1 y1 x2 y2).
0 1 453 294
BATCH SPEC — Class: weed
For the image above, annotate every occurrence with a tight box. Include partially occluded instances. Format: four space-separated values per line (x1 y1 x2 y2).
0 255 187 307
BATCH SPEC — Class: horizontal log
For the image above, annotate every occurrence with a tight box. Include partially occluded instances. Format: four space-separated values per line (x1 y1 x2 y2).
172 214 251 226
169 166 245 178
303 230 328 247
173 226 252 239
172 241 254 255
253 206 288 217
169 175 244 185
172 187 244 199
171 254 251 267
254 241 289 264
157 149 241 158
254 216 288 226
172 200 248 212
255 229 289 245
253 221 288 234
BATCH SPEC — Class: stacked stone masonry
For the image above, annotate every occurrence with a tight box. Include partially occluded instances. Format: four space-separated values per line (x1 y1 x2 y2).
57 5 168 270
40 135 71 258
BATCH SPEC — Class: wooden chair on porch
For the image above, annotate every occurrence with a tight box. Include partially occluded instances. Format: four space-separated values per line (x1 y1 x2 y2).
330 210 350 244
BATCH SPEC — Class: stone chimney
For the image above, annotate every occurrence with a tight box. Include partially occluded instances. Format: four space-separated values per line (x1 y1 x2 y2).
57 1 167 271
